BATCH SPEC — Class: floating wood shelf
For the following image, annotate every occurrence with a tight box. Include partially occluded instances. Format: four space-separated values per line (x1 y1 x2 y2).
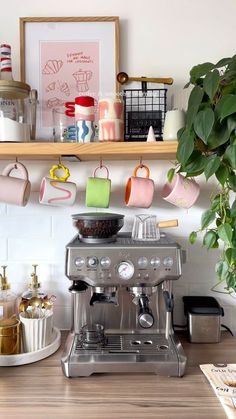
0 141 177 161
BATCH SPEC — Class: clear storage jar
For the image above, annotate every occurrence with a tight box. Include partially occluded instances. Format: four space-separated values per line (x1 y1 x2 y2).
0 80 37 142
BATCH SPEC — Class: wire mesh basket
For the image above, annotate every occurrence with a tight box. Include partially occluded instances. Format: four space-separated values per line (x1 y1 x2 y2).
123 88 167 141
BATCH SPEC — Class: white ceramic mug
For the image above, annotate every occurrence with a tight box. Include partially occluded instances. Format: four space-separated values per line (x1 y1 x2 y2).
39 164 76 206
163 110 185 140
0 162 31 206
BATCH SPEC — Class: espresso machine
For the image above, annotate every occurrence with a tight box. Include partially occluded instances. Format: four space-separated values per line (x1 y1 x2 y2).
62 214 187 378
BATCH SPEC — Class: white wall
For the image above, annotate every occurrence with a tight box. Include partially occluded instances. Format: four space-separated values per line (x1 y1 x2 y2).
1 0 236 331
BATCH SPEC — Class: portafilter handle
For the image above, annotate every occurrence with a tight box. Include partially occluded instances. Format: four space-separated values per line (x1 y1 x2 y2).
163 290 174 339
138 296 154 328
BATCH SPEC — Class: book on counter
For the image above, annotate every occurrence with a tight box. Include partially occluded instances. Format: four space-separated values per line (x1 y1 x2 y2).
200 363 236 419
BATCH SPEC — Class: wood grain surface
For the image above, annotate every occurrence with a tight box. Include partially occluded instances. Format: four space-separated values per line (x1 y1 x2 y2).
0 332 233 419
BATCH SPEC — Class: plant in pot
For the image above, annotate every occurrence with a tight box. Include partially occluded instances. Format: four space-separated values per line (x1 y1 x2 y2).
168 55 236 294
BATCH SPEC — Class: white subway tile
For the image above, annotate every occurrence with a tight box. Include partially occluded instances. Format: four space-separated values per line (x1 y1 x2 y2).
8 238 55 261
53 305 72 330
0 215 51 238
0 240 7 260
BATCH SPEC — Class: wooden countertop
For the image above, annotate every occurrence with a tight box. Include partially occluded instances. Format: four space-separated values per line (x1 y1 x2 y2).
0 331 234 419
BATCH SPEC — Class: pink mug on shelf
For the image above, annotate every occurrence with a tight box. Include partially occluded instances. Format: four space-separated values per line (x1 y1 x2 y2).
0 162 31 206
39 163 76 207
161 173 200 209
125 164 154 208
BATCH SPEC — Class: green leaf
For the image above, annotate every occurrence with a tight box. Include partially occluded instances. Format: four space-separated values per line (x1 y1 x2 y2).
220 95 236 121
207 120 230 150
204 155 221 180
215 164 229 186
217 223 233 246
167 168 175 183
211 194 221 212
225 248 236 266
201 210 216 229
215 57 231 68
203 230 218 249
224 144 236 169
203 69 220 100
227 114 236 134
225 271 236 289
215 95 233 120
215 260 228 280
176 130 194 166
183 153 206 174
189 231 197 244
228 175 236 192
186 86 204 128
188 85 204 108
190 63 215 83
193 109 214 144
231 199 236 217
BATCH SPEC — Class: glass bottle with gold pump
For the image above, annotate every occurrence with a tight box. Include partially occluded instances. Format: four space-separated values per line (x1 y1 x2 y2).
0 265 17 319
21 264 47 301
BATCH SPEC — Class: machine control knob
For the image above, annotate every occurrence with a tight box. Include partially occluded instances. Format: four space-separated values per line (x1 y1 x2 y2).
138 312 154 328
150 257 161 268
74 257 85 268
163 256 174 267
87 256 98 268
117 261 134 280
100 257 111 269
138 256 148 269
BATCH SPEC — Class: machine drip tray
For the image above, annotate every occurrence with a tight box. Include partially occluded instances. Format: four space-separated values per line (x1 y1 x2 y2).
75 334 171 354
62 332 187 377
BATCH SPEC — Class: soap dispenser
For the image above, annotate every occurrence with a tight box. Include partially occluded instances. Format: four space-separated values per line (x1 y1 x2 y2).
0 265 17 319
21 264 47 301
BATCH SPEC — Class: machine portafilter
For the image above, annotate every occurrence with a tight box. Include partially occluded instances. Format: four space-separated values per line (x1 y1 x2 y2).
90 287 118 306
128 286 156 328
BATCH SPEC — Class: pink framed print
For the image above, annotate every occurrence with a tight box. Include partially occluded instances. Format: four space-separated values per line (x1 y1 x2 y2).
20 17 120 140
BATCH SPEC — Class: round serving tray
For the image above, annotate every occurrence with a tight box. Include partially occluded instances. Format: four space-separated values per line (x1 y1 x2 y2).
0 327 61 366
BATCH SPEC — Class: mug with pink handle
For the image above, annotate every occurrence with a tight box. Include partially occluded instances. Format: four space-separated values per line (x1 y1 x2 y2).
125 164 154 208
39 163 76 206
0 162 31 206
161 173 200 209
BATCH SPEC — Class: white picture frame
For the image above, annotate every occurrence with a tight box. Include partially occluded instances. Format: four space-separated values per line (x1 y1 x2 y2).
20 17 120 140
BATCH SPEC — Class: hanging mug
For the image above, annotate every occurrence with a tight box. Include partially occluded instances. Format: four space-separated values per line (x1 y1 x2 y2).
0 162 31 206
86 164 111 208
125 164 155 208
161 173 200 208
39 163 77 206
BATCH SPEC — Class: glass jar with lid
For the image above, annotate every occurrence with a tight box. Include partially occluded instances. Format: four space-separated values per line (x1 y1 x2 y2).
0 80 37 142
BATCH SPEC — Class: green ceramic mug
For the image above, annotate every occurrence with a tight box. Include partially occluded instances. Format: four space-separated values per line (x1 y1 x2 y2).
86 165 111 208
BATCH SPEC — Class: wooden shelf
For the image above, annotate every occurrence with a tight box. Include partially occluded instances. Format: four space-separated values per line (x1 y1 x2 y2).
0 141 177 161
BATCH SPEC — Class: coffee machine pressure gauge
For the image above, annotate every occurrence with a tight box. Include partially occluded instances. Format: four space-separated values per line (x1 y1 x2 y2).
117 261 134 280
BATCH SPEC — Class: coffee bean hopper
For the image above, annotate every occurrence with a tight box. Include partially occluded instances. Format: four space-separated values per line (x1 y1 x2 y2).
0 80 37 142
62 213 187 378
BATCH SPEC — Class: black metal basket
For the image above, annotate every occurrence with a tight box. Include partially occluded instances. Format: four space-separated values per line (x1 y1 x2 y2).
123 88 167 141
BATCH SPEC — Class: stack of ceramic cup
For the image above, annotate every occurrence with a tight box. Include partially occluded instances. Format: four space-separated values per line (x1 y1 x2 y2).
98 98 124 142
75 96 95 143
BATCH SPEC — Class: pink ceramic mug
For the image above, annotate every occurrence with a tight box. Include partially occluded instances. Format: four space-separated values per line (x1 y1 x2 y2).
0 162 31 206
125 164 154 208
161 173 200 209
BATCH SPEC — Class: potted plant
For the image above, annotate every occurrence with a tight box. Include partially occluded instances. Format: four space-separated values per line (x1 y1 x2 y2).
168 55 236 293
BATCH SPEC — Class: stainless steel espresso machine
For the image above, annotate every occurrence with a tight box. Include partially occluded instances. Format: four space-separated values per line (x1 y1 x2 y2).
61 213 187 378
